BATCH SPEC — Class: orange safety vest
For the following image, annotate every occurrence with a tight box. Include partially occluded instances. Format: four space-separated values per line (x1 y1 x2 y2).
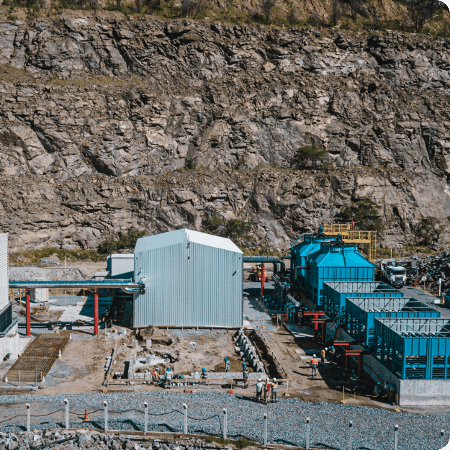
311 358 318 366
321 350 326 357
153 371 159 379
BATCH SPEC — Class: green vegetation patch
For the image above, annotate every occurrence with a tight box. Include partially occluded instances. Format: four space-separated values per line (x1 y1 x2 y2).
10 248 106 266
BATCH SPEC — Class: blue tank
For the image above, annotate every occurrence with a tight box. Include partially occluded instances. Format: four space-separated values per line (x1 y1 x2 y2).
305 237 375 306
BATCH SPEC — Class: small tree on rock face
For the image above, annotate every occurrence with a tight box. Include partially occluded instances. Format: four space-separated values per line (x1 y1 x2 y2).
294 145 328 169
338 199 383 233
407 0 442 32
262 0 276 23
331 0 342 26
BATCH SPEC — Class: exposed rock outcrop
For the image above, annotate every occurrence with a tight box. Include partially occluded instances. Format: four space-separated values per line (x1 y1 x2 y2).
1 12 450 252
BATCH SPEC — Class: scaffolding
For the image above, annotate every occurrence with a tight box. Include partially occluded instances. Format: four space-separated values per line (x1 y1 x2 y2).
323 224 377 261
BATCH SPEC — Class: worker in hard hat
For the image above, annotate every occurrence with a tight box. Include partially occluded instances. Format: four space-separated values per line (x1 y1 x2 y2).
224 357 231 372
152 366 160 383
164 367 173 388
201 367 208 379
321 348 326 364
242 361 249 389
329 345 336 364
264 378 272 404
271 378 278 403
256 378 264 403
373 382 382 398
310 354 319 378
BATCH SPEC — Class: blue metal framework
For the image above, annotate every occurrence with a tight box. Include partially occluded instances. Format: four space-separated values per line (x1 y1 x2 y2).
345 297 440 346
9 279 144 293
375 318 450 379
323 281 403 318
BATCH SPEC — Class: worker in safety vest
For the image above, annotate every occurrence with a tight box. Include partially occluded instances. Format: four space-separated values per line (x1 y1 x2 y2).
242 362 249 388
164 367 173 388
264 378 272 404
321 348 326 364
201 367 208 379
152 367 160 382
256 378 264 403
271 378 278 403
310 354 319 377
224 357 231 372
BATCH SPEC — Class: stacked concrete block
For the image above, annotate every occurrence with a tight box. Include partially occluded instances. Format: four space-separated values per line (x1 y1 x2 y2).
234 329 266 374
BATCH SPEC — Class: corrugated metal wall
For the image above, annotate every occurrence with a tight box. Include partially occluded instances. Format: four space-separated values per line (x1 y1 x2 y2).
0 234 8 311
133 241 243 327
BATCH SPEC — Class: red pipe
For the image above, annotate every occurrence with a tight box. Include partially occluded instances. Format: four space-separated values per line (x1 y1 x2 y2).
94 288 99 336
261 264 265 298
26 288 31 337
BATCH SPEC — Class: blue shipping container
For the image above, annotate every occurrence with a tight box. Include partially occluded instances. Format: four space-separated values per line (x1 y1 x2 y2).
375 318 450 380
345 297 440 346
323 281 404 318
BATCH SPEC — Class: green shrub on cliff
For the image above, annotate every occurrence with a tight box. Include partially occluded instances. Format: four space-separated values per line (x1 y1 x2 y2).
338 199 383 233
98 227 147 254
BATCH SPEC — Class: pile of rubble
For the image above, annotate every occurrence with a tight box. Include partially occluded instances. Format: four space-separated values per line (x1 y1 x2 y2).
0 430 245 450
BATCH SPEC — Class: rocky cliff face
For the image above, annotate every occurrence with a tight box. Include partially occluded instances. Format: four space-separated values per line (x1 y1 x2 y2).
1 11 450 253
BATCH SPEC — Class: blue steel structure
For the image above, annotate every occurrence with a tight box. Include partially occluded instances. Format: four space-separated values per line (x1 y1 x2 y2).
374 318 450 380
345 297 440 346
290 227 336 286
323 281 404 318
305 241 375 306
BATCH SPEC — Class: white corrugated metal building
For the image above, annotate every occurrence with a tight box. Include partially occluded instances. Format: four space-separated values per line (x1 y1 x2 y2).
133 229 243 328
0 234 9 323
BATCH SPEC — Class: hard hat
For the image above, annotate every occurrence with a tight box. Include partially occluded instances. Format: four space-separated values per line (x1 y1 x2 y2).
377 382 381 385
258 378 262 382
155 366 159 370
224 357 228 361
202 367 206 371
242 362 246 367
273 378 276 382
325 347 328 351
313 354 316 358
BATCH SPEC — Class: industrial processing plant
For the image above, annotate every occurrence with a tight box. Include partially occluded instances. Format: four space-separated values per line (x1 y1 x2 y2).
1 225 450 449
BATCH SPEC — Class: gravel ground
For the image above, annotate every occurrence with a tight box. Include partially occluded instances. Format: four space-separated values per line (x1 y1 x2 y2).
0 392 447 449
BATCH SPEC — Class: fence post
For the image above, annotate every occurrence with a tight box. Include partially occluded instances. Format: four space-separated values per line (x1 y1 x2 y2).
64 399 69 430
348 421 353 450
104 401 108 434
183 403 188 435
223 409 228 440
306 417 310 450
263 413 268 447
394 424 398 450
26 404 30 432
144 402 148 435
441 429 445 448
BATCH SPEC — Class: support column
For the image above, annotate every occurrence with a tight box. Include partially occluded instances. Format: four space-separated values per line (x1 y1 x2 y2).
261 264 265 298
357 354 363 380
94 288 99 336
26 288 31 337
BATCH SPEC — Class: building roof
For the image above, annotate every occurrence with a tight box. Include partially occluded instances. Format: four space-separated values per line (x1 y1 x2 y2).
134 229 243 254
311 245 375 269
